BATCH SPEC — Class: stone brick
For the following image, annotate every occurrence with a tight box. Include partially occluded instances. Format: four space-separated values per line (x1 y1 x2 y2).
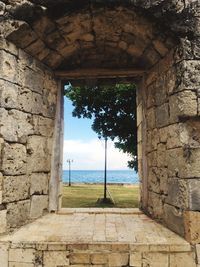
176 60 200 91
155 103 169 128
164 204 184 236
1 143 27 175
157 143 167 167
19 67 44 94
0 210 7 234
9 263 34 267
196 244 200 264
147 108 155 130
167 124 182 149
91 253 108 264
3 175 30 203
169 252 196 267
33 116 54 137
0 108 34 143
130 252 142 267
0 80 19 109
142 252 168 267
169 91 197 123
27 136 51 173
7 200 30 228
9 248 35 263
30 195 48 219
0 50 18 83
108 253 129 267
0 243 9 267
43 251 69 267
148 191 163 218
184 211 200 244
70 252 90 264
30 173 48 195
166 178 188 209
188 179 200 211
167 147 200 178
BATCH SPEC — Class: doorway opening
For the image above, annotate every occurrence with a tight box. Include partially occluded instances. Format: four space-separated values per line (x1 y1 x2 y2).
61 79 140 209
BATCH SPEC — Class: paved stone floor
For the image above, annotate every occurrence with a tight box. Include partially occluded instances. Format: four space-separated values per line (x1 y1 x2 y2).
0 209 197 267
0 208 190 245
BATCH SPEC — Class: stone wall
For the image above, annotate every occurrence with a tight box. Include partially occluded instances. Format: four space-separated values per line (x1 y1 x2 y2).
0 38 59 233
138 43 200 244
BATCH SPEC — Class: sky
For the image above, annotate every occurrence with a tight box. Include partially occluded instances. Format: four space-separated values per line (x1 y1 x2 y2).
63 97 132 170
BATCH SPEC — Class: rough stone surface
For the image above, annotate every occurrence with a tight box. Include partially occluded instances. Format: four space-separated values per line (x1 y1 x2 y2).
30 195 48 219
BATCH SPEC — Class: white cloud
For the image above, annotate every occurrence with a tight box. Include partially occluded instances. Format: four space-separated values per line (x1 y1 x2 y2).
63 139 132 170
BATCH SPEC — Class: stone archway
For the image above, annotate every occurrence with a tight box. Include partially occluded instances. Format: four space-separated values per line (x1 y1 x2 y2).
0 0 199 248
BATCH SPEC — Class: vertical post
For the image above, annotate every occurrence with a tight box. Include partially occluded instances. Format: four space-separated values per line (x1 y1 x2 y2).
49 82 64 212
104 137 107 200
69 161 71 187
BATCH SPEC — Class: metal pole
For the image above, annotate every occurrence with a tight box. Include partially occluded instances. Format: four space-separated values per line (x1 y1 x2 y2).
67 159 73 187
69 160 71 187
104 137 107 200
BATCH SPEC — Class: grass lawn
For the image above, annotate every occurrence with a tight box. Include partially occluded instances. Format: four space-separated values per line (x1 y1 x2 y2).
62 184 139 208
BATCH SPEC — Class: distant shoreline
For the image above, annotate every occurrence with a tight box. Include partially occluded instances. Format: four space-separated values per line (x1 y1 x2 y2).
63 182 138 186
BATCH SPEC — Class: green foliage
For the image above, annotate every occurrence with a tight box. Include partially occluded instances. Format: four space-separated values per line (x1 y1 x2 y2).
65 83 137 171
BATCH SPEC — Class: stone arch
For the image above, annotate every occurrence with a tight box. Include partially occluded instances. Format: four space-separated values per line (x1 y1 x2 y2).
0 0 199 245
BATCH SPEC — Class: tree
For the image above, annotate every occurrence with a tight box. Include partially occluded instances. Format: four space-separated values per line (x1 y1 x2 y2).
65 83 138 171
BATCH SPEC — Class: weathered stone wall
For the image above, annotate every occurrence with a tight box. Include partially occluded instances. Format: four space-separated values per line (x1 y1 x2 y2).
138 42 200 244
0 38 59 233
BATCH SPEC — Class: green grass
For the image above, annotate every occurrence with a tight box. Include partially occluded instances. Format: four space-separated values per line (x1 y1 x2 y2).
62 184 139 208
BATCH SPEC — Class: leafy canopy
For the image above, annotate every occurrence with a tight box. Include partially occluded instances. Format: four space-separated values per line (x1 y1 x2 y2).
65 83 137 171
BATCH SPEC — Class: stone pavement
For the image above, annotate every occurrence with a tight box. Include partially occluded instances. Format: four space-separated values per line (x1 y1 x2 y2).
0 209 197 266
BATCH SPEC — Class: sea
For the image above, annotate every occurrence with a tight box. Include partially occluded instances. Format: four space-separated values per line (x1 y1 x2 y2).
62 170 139 184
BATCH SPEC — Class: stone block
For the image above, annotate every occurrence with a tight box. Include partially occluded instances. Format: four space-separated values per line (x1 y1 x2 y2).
91 253 108 264
157 143 167 168
27 136 51 173
9 263 34 267
176 60 200 91
147 108 155 130
184 211 200 244
18 88 33 113
33 116 54 137
130 252 142 267
169 91 197 123
19 67 44 94
148 191 163 219
148 167 160 194
43 251 69 267
70 252 90 264
0 108 34 143
166 123 182 149
142 252 168 267
188 179 200 211
0 210 7 234
155 103 169 128
0 50 18 83
1 143 27 175
166 178 188 209
0 80 19 109
9 248 35 263
159 126 168 143
30 195 48 219
7 200 30 228
31 92 45 115
108 253 129 267
0 242 9 267
196 244 200 264
159 168 168 195
167 147 200 178
169 252 196 267
164 204 184 236
48 244 66 251
30 173 49 195
3 175 30 203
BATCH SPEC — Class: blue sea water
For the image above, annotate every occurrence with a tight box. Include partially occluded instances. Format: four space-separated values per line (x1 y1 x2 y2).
62 170 139 184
